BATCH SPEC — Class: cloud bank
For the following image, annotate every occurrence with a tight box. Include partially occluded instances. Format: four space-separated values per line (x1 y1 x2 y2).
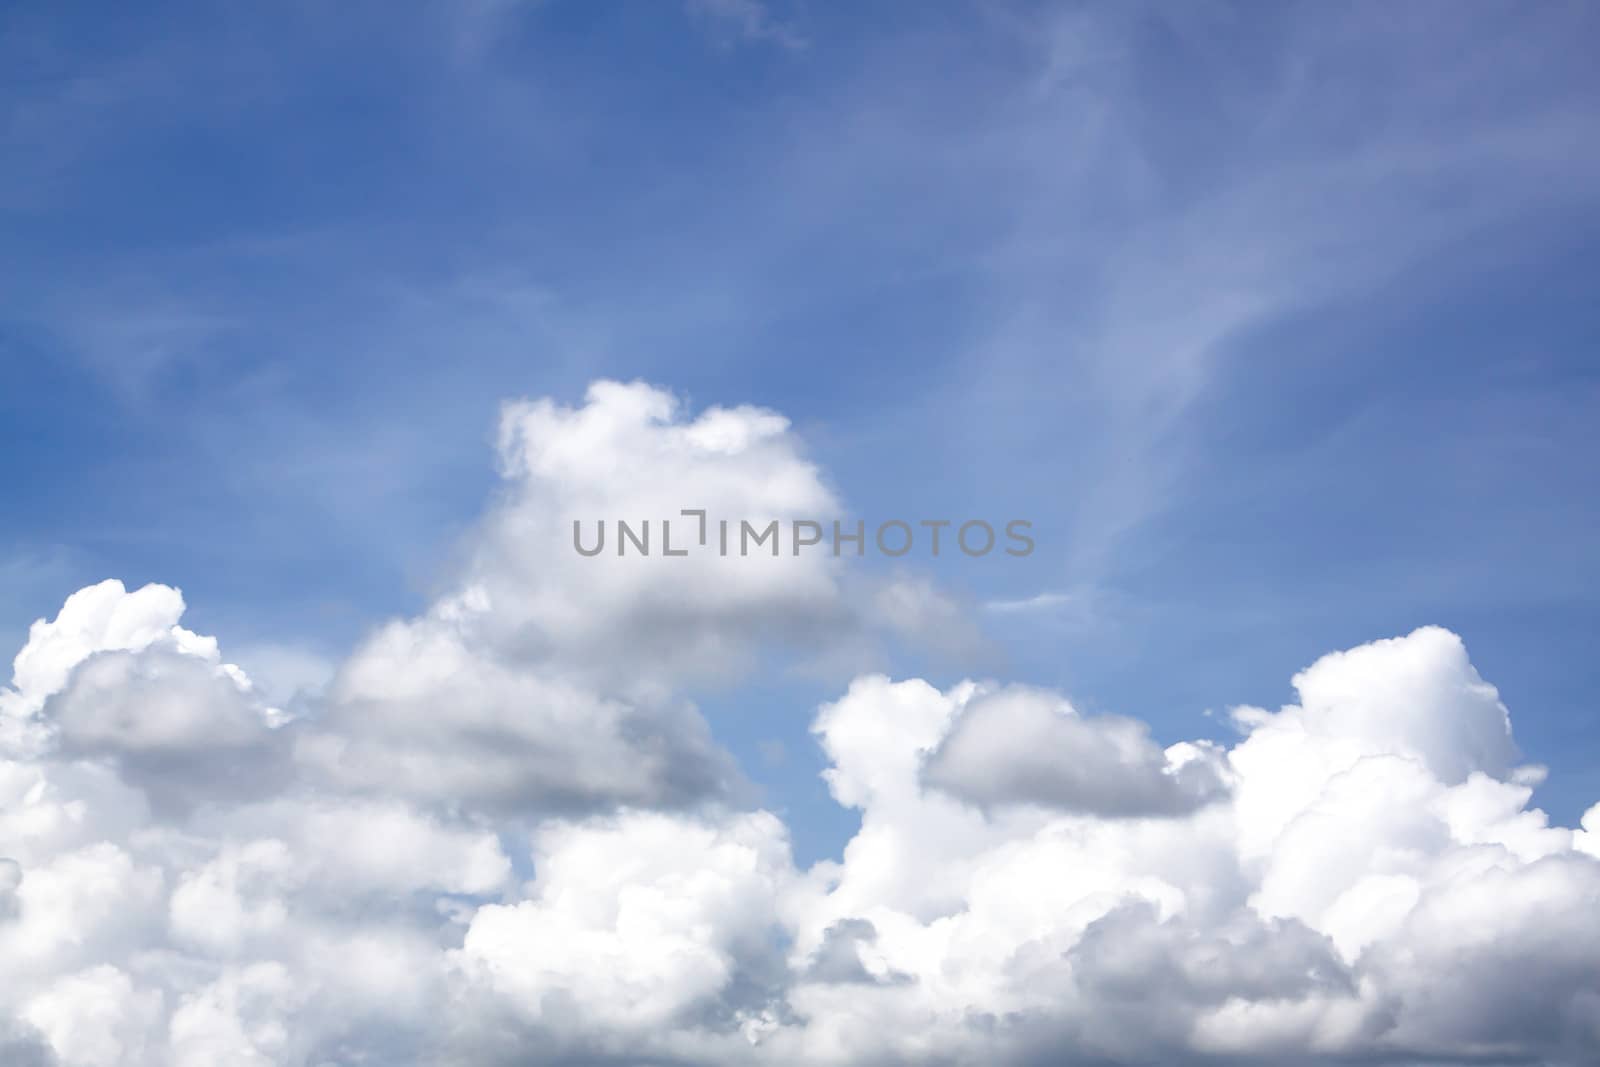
3 382 1599 1066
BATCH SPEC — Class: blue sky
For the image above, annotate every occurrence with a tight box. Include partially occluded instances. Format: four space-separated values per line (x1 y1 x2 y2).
3 0 1598 863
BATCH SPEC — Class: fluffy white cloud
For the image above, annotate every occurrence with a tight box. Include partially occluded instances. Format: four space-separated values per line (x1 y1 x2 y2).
0 579 273 760
22 965 163 1067
763 627 1600 1066
467 380 849 688
296 600 738 814
2 384 1599 1066
454 809 793 1036
923 683 1229 816
298 381 943 817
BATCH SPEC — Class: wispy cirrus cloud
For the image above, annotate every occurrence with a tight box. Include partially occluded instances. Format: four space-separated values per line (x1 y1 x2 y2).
983 591 1075 614
686 0 807 50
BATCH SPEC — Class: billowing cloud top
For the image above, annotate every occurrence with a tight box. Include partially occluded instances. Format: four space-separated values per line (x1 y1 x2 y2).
3 383 1600 1066
473 380 849 683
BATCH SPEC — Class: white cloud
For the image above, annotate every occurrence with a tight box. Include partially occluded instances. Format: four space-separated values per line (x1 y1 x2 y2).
923 684 1229 816
1 385 1599 1065
454 809 793 1035
0 579 269 757
166 963 295 1067
23 965 162 1067
470 380 849 687
297 603 739 814
766 626 1600 1065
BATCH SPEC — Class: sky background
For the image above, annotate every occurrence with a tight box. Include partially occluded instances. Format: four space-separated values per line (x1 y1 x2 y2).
3 0 1597 863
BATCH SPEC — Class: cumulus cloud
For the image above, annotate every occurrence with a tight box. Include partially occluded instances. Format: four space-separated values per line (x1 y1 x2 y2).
770 631 1600 1066
298 380 970 816
923 684 1229 816
468 380 849 687
3 383 1600 1065
0 579 273 757
296 599 739 815
49 648 288 814
454 809 794 1039
296 381 995 817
